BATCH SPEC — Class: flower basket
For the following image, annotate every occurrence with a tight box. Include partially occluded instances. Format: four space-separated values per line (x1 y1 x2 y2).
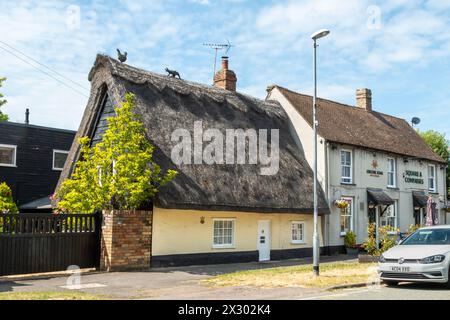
334 200 349 209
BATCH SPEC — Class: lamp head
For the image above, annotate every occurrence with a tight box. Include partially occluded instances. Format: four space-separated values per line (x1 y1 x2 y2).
311 29 330 40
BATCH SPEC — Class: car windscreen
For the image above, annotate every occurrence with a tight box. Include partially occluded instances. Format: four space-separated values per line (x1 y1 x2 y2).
402 229 450 245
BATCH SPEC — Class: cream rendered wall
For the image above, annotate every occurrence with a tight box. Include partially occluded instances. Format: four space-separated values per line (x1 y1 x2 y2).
152 207 322 256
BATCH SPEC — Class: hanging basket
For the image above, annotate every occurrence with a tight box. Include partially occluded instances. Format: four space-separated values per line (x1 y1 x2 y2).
334 199 349 209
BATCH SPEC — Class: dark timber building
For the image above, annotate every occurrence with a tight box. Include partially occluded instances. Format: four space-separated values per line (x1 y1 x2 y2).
0 121 75 211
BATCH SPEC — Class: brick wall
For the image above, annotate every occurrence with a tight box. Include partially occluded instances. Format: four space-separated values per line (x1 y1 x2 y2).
100 210 152 271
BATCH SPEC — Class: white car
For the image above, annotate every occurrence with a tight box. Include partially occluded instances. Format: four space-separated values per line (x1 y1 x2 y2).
378 225 450 287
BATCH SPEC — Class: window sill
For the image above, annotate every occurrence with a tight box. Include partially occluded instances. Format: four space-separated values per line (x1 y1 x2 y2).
387 186 399 190
212 246 235 250
0 164 17 168
52 168 64 171
340 183 356 186
428 191 438 195
291 241 306 245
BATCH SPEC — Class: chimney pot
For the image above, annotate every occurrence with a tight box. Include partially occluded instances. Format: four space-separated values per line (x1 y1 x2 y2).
214 56 237 92
25 108 30 125
356 88 372 111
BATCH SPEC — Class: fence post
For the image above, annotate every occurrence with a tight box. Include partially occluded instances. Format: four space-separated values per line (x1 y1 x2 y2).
94 211 103 269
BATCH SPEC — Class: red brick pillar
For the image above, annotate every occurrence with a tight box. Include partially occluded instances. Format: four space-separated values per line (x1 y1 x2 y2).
100 210 152 271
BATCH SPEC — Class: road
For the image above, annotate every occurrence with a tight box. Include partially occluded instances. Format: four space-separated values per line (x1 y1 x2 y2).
303 282 450 300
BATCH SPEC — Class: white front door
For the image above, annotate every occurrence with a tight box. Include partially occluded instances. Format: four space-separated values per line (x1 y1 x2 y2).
257 220 271 261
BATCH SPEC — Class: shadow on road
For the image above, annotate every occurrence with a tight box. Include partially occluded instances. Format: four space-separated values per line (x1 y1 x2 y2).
393 282 449 291
147 254 356 276
0 280 30 293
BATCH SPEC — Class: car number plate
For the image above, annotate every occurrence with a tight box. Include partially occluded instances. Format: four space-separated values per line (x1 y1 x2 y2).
390 266 410 272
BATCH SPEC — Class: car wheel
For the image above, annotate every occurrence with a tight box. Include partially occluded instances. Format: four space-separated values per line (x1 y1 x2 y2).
382 280 399 286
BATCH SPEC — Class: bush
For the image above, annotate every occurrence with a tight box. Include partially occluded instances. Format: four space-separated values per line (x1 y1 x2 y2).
0 182 18 213
344 231 357 248
56 93 177 213
362 223 398 256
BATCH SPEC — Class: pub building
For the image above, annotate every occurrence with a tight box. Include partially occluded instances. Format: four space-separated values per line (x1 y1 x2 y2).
267 86 448 250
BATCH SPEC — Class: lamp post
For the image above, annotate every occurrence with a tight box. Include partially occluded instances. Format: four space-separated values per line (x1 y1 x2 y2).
311 29 330 277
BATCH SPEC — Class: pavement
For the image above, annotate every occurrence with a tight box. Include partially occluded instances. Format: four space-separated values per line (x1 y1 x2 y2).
1 254 450 300
0 255 353 300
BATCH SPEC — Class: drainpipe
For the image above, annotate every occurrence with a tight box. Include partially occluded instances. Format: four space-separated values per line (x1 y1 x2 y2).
325 141 331 251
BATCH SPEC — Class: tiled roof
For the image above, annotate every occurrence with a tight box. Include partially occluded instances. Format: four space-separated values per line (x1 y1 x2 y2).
274 86 445 163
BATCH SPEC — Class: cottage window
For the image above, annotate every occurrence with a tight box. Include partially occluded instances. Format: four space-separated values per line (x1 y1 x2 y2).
380 202 397 230
340 197 353 236
0 144 17 167
213 219 235 248
340 150 352 184
428 165 436 192
387 158 396 188
52 150 69 171
291 221 305 244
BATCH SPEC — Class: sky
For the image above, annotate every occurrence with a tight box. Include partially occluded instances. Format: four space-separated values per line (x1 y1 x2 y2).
0 0 449 137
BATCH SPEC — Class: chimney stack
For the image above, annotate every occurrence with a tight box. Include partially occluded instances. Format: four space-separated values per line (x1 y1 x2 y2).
214 56 237 92
25 108 30 125
356 88 372 111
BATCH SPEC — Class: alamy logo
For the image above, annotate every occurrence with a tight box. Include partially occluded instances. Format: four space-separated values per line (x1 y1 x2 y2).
170 121 279 176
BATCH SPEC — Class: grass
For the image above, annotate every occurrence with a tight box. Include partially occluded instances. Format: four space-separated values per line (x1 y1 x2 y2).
204 262 378 289
0 291 110 300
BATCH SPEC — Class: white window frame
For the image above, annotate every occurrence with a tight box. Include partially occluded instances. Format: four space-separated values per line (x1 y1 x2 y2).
387 158 396 188
0 144 17 167
340 197 354 236
380 202 398 232
212 218 236 249
428 164 436 192
52 149 69 171
291 221 306 244
340 149 353 184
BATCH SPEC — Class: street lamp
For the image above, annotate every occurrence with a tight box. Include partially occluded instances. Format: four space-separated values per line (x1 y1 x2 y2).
311 28 330 277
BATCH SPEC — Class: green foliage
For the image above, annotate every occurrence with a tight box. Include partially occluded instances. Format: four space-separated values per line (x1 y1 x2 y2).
344 231 357 248
362 223 397 256
0 77 8 121
418 129 450 195
0 182 18 213
56 92 177 213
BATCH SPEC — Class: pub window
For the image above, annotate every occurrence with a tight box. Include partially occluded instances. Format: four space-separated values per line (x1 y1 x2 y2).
0 144 17 167
428 165 436 192
213 219 235 248
291 221 305 244
387 158 396 188
340 197 353 236
340 150 353 184
380 202 397 231
52 150 69 171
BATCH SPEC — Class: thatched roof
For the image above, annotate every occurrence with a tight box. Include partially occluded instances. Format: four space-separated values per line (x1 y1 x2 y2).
57 55 329 214
273 86 445 164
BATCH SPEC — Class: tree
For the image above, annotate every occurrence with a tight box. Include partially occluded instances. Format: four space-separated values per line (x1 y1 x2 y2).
0 182 18 213
418 130 450 195
56 93 177 213
0 77 8 121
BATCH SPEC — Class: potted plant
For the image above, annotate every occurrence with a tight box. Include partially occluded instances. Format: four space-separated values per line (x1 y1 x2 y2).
344 231 358 255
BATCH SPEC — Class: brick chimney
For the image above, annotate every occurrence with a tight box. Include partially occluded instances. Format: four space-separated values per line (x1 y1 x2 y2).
356 88 372 111
214 56 237 91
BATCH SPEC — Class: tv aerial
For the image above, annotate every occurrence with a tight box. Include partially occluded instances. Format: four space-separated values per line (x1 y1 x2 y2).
411 117 421 127
203 39 234 81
